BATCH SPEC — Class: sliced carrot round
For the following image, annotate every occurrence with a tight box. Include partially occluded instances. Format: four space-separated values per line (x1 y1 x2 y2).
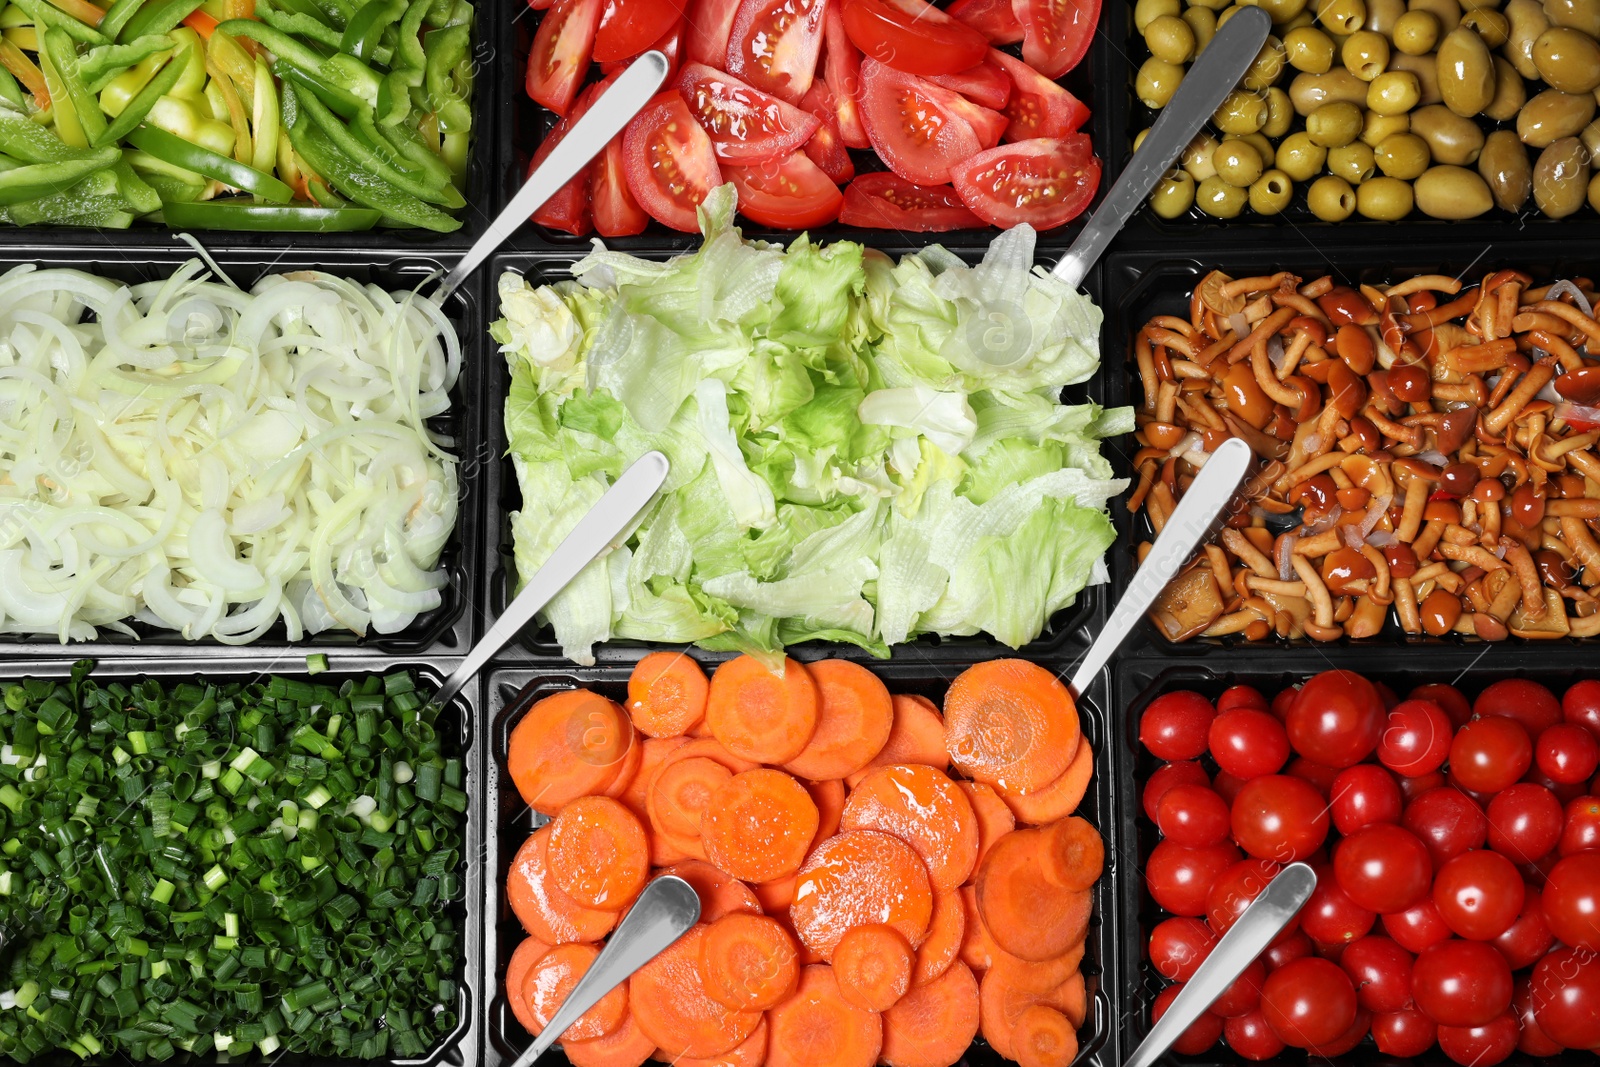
548 796 650 911
783 661 894 781
833 924 913 1012
753 874 798 914
509 689 636 816
630 924 762 1059
957 781 1017 876
766 965 884 1067
601 738 644 802
914 889 965 986
564 1011 656 1067
1040 816 1103 892
699 912 801 1012
508 826 620 945
986 946 1085 998
840 764 979 892
791 829 934 959
1001 739 1092 826
706 655 820 765
506 935 552 1035
675 1017 769 1067
807 777 846 842
524 943 628 1040
1055 971 1088 1029
845 694 948 787
628 652 710 738
980 964 1086 1060
650 757 733 839
974 829 1092 962
879 960 981 1067
658 860 763 922
620 736 691 865
702 769 820 884
1012 1004 1078 1067
944 660 1079 796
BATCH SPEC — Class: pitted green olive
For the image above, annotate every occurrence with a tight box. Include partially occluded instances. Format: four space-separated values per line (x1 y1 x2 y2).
1505 0 1552 78
1196 175 1250 216
1249 169 1296 212
1484 56 1527 119
1291 68 1370 112
1342 29 1392 77
1376 131 1434 176
1240 131 1279 162
1366 0 1407 31
1146 14 1198 62
1150 169 1197 217
1138 57 1187 107
1243 36 1290 89
1134 127 1153 152
1308 100 1367 145
1135 0 1182 32
1392 8 1442 50
1184 7 1220 49
1583 117 1600 159
1182 131 1223 180
1411 103 1487 162
1317 0 1368 32
1330 140 1379 180
1308 173 1359 217
1285 25 1338 69
1357 174 1416 216
1479 128 1535 207
1368 70 1423 112
1518 88 1598 146
1251 0 1311 21
1388 51 1444 104
1263 87 1296 134
1276 130 1330 177
1533 26 1600 93
1408 0 1462 33
1437 26 1496 116
1543 0 1600 35
1215 89 1271 132
1363 109 1414 144
1533 135 1592 216
1414 164 1495 216
1215 138 1268 185
1460 7 1511 43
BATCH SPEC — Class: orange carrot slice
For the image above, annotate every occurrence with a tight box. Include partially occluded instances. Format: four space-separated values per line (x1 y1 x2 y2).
706 655 820 764
564 1011 656 1067
807 777 846 842
766 965 883 1067
845 694 948 787
979 955 1086 1058
675 1018 768 1067
630 924 762 1059
524 943 628 1040
974 829 1092 962
1001 739 1093 826
958 886 1002 974
1054 971 1087 1028
699 912 801 1011
701 768 820 883
840 764 979 892
1040 816 1104 892
628 652 710 738
944 660 1079 796
506 935 552 1035
548 796 650 911
509 689 635 815
791 829 934 959
601 738 644 801
957 781 1017 876
783 661 894 781
987 947 1085 997
833 924 913 1011
650 757 733 839
753 874 798 913
620 736 690 865
508 826 619 945
1012 1004 1079 1067
879 960 981 1067
914 889 965 986
658 860 763 922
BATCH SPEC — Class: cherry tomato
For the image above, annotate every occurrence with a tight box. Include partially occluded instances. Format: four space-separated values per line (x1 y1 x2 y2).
1537 722 1600 785
1148 916 1216 982
1151 983 1223 1055
1210 959 1265 1017
1303 1007 1371 1057
946 0 1022 45
1491 886 1552 970
527 0 604 115
856 60 984 184
1531 946 1600 1048
1437 1010 1519 1067
621 90 724 231
1340 935 1413 1014
1212 770 1247 806
1300 873 1376 947
1514 975 1565 1056
985 47 1088 142
838 172 981 230
948 135 1099 230
839 0 986 75
684 0 742 66
1284 757 1340 798
1015 0 1099 78
1142 760 1209 823
1562 678 1600 741
676 63 821 163
1485 782 1563 863
1206 859 1287 936
1433 850 1525 940
926 58 1011 109
1542 851 1600 951
1475 678 1562 736
1559 795 1600 857
1146 839 1242 917
1410 683 1473 728
1398 769 1447 802
1270 685 1299 722
1259 957 1358 1048
1403 787 1488 868
1372 1006 1438 1057
1230 775 1330 862
592 133 649 236
1223 1008 1286 1061
594 0 684 61
1217 684 1270 713
1335 823 1432 914
1209 709 1290 780
1156 784 1231 848
1378 699 1453 776
1412 939 1513 1027
1449 716 1533 795
1263 930 1313 971
1330 763 1403 834
1286 671 1386 768
725 0 826 102
1382 897 1453 954
723 152 843 228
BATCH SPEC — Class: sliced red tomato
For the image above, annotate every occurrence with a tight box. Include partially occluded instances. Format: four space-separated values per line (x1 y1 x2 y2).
799 84 856 182
725 0 826 103
594 0 685 61
684 0 742 65
839 0 987 76
839 171 981 230
529 0 554 10
947 0 1023 44
622 89 725 230
823 4 869 148
526 0 603 115
528 81 606 234
723 152 843 228
601 17 683 75
946 92 1005 148
950 134 1098 229
677 62 821 163
857 58 983 184
927 58 1011 110
988 47 1088 140
1014 0 1099 79
593 135 649 235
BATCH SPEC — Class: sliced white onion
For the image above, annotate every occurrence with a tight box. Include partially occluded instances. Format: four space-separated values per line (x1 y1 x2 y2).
1366 529 1395 547
1416 450 1450 468
1267 333 1286 371
1228 312 1250 337
1278 534 1297 582
1556 401 1600 425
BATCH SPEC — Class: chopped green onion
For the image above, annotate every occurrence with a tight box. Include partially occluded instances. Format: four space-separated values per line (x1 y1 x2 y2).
305 655 329 676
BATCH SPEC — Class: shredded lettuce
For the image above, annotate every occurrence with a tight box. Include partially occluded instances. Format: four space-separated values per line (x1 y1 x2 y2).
493 184 1131 664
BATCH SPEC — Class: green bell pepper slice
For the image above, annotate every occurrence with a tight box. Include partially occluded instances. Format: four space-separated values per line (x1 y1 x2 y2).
126 123 295 201
99 0 152 43
295 80 458 206
255 4 343 49
110 156 160 212
138 167 204 200
12 194 136 224
219 18 381 103
159 197 381 229
11 0 110 46
338 0 404 61
0 149 118 204
0 64 25 109
365 110 451 185
80 35 175 93
94 43 187 146
273 59 362 119
118 0 203 42
395 0 428 69
0 112 103 162
423 22 470 133
375 64 419 126
42 28 109 145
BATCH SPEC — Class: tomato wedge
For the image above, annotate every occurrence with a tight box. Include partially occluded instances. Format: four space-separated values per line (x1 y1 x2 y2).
594 0 685 61
677 62 821 163
622 89 725 231
988 48 1088 140
724 152 843 228
839 171 981 230
684 0 742 65
725 0 826 103
594 135 649 235
528 80 608 234
840 0 987 76
526 0 604 115
1014 0 1099 79
601 18 683 75
800 84 856 183
857 58 982 184
530 0 554 10
947 0 1023 45
823 4 869 148
927 59 1011 110
947 92 1006 149
949 134 1099 229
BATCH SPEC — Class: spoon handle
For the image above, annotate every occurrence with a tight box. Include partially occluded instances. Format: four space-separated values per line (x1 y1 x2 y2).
1052 6 1270 290
509 875 702 1067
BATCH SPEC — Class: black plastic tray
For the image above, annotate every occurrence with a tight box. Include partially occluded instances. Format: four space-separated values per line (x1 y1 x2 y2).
0 245 489 659
480 657 1121 1067
0 653 487 1067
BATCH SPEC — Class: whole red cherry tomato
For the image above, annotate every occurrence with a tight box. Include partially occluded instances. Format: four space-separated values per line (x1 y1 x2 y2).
1212 770 1247 806
1231 775 1330 862
1303 1007 1371 1056
1433 850 1525 940
1286 671 1386 767
1148 916 1216 982
1372 1006 1438 1057
1300 872 1376 946
1206 858 1287 936
1476 678 1562 735
1147 839 1242 917
1335 823 1433 914
1259 957 1357 1047
1398 770 1448 802
1210 959 1264 1017
1537 722 1600 784
1449 716 1533 794
1218 685 1269 713
1156 784 1231 847
1209 708 1290 780
1150 982 1223 1054
1283 757 1339 798
1339 935 1414 1013
1330 763 1404 835
1491 886 1552 970
1382 897 1453 953
1525 766 1589 805
1378 699 1453 776
1411 939 1513 1027
1485 782 1563 863
1410 683 1472 728
1559 795 1600 856
1542 851 1600 951
1437 1010 1520 1067
1262 930 1313 971
1270 685 1298 721
1562 678 1600 741
1140 691 1215 760
1142 760 1209 823
1223 1008 1286 1061
1514 975 1565 1056
1531 946 1600 1048
1403 787 1488 868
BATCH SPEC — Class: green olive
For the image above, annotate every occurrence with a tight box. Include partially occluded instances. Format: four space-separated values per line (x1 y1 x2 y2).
1308 100 1367 144
1414 164 1496 215
1461 7 1512 44
1583 117 1600 159
1342 29 1392 76
1262 87 1296 134
1184 6 1220 50
1150 169 1197 217
1479 128 1535 207
1252 0 1311 21
1284 25 1339 70
1410 103 1488 162
1146 14 1199 61
1505 0 1552 78
1239 131 1279 163
1290 68 1371 112
1484 56 1528 120
1280 9 1318 28
1191 0 1234 11
1367 70 1423 111
1276 130 1331 177
1589 168 1600 210
1377 131 1434 175
1366 0 1407 32
1329 140 1380 180
1214 89 1271 132
1183 131 1223 180
1308 173 1360 217
1533 26 1600 92
1543 0 1600 35
1134 127 1153 152
1137 57 1187 108
1388 51 1444 104
1408 0 1462 33
1196 175 1250 216
1461 0 1503 11
1249 169 1297 212
1533 135 1592 216
1437 26 1496 116
1363 109 1414 143
1217 4 1248 25
1357 174 1417 216
1317 0 1369 31
1135 0 1182 32
1392 9 1442 51
1214 138 1267 185
1518 88 1598 146
1243 36 1290 89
